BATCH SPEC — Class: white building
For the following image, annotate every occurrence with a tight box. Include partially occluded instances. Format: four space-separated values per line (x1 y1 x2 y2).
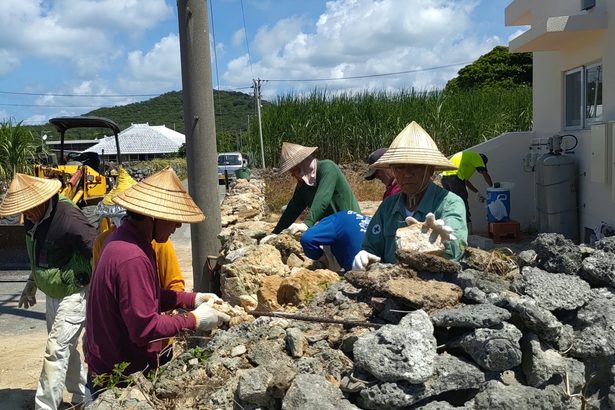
84 123 185 162
465 0 612 243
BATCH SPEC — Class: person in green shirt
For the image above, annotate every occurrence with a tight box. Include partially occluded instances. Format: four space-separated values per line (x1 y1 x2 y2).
441 151 493 223
353 122 467 270
270 142 360 236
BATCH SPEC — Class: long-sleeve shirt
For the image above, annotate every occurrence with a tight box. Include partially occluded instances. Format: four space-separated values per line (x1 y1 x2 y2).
300 211 371 271
362 183 467 262
25 194 96 298
273 159 360 233
92 226 185 292
86 219 196 377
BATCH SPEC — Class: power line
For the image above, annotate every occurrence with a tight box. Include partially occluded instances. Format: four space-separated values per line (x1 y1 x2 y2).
239 0 254 78
263 61 473 82
0 90 159 97
0 103 105 108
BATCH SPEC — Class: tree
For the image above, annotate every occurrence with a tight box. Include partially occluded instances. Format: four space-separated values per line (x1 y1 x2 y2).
0 120 42 183
446 46 532 91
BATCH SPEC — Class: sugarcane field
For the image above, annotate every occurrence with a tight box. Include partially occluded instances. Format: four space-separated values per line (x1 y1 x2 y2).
2 1 615 410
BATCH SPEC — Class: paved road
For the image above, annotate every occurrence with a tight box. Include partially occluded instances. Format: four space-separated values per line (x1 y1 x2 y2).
0 272 47 336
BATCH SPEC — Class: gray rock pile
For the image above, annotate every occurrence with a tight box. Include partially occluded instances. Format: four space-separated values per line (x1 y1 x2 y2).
91 179 615 410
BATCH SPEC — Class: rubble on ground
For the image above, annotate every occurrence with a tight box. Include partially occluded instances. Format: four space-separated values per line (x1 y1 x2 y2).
93 179 615 409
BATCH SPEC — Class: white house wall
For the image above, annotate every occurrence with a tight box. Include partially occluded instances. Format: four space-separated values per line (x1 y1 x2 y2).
504 0 615 242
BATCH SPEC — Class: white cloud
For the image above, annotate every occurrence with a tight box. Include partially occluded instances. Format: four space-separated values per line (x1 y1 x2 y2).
232 28 246 47
118 33 181 93
49 0 171 34
223 0 497 96
27 80 134 121
0 0 171 77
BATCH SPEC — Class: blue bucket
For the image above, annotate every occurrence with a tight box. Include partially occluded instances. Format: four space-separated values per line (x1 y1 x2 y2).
486 184 511 222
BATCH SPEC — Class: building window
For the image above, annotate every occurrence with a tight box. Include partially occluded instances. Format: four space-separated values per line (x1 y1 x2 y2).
565 63 602 129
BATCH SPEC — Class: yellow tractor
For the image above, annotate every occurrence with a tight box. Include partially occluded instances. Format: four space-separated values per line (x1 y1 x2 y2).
1 116 122 269
34 116 122 206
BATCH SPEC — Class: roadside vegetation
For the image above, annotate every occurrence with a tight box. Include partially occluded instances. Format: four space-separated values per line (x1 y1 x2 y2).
248 86 532 166
0 120 43 188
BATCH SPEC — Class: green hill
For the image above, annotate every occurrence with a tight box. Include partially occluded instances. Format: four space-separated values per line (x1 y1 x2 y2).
25 89 258 142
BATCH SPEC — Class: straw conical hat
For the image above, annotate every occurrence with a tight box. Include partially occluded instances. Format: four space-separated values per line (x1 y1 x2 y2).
278 142 317 174
0 173 61 217
371 121 457 171
112 167 205 223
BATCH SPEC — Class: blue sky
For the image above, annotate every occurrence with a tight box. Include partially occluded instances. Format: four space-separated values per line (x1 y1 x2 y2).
0 0 525 125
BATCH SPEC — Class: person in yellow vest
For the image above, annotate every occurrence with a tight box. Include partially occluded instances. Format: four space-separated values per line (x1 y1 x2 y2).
441 151 493 223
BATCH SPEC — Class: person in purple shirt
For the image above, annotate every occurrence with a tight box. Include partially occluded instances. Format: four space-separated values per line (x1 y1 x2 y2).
85 167 229 398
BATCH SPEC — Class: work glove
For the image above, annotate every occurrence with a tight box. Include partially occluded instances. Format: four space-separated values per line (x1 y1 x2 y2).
190 300 231 332
287 222 309 236
476 192 486 203
261 234 277 244
194 292 222 306
406 212 457 243
352 250 381 271
18 280 37 309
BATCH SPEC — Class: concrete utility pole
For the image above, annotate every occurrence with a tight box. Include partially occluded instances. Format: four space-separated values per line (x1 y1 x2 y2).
253 78 266 168
177 0 220 291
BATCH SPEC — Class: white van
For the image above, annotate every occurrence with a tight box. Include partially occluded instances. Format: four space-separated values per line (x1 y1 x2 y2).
217 152 247 183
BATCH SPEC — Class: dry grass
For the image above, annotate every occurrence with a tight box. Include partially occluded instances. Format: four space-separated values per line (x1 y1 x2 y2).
256 162 383 214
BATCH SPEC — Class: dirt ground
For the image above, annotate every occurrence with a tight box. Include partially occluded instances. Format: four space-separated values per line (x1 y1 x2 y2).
0 235 194 410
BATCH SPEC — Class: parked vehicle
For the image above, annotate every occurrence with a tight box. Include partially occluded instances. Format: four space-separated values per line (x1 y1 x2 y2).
218 152 247 184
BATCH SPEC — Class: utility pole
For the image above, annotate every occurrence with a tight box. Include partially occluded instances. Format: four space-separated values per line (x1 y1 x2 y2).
177 0 220 291
253 78 266 168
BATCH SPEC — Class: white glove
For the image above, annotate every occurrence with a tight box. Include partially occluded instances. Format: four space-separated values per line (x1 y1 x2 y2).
406 212 457 242
352 250 381 271
18 280 37 309
194 292 222 306
287 222 309 236
191 300 231 331
261 234 277 244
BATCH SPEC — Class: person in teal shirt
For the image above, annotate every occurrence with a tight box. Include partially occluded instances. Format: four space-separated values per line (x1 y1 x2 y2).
353 122 467 270
271 142 360 235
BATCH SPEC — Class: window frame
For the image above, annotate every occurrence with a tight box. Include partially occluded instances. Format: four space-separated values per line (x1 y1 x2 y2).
563 62 603 130
564 67 583 130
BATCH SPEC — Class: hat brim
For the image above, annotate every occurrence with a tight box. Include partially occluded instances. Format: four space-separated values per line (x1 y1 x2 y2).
371 147 457 171
113 180 205 223
278 146 318 174
0 178 61 217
